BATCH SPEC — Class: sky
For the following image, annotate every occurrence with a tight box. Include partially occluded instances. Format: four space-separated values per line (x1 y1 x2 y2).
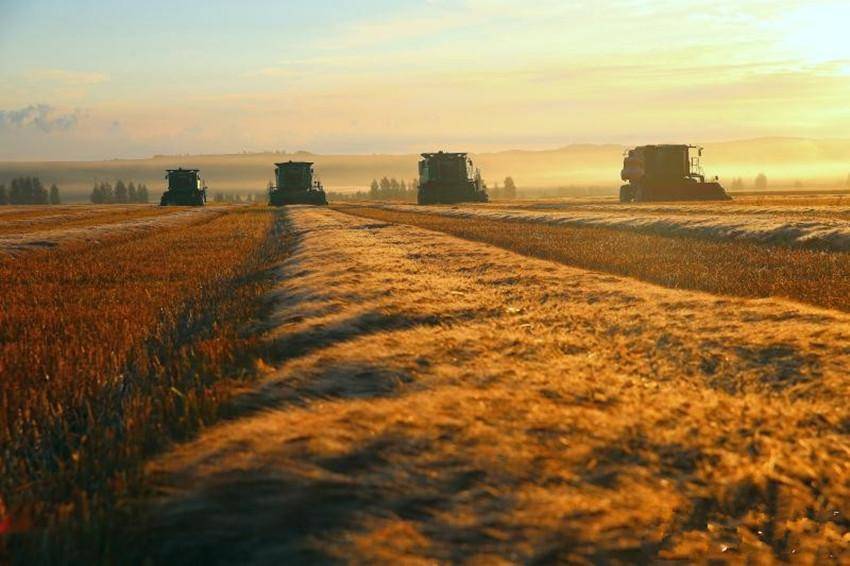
1 0 849 160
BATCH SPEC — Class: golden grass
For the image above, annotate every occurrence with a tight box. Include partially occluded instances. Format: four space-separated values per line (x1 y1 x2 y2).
481 195 850 220
0 207 289 559
0 206 172 236
336 206 850 313
138 208 850 563
0 207 81 219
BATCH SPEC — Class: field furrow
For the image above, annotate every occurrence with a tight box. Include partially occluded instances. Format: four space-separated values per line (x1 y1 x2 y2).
139 207 850 563
368 203 850 251
0 205 171 236
483 198 850 220
0 207 224 256
337 205 850 313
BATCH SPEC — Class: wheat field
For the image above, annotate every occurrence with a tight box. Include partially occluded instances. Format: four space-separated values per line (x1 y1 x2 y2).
3 199 850 563
0 205 289 561
138 206 849 563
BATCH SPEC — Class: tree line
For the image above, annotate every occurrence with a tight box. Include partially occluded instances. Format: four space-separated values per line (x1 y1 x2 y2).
328 175 518 202
212 192 265 203
488 177 517 200
90 180 150 204
369 177 418 201
729 174 769 191
0 177 61 205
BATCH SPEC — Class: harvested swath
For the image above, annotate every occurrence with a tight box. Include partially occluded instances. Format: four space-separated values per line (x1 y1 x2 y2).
367 203 850 251
0 205 100 219
0 207 286 554
0 207 223 256
141 208 850 563
487 200 850 220
337 205 850 313
0 206 170 236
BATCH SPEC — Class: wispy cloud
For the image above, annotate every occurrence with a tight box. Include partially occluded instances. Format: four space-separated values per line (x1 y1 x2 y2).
0 104 84 133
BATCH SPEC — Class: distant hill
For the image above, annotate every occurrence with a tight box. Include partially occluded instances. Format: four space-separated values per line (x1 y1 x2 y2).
1 137 848 201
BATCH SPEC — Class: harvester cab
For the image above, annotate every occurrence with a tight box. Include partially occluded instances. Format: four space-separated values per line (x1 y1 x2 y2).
268 161 328 206
417 151 488 205
619 145 730 202
160 168 207 206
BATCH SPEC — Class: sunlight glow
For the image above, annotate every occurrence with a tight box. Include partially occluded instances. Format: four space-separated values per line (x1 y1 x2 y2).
779 2 850 64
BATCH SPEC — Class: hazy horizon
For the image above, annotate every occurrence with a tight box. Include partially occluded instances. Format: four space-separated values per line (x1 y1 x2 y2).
2 1 850 161
3 136 849 201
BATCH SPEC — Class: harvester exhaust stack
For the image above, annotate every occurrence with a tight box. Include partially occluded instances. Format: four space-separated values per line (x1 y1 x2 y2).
619 145 730 202
417 151 488 205
268 161 328 206
160 168 207 206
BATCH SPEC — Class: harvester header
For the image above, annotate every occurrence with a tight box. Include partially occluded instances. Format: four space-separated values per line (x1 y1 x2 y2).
619 144 730 202
268 161 328 206
417 151 488 205
160 168 207 206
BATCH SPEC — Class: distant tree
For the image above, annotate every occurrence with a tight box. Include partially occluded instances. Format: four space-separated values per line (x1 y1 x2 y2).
754 173 768 191
8 177 48 204
49 184 61 204
0 184 6 205
102 182 115 203
9 178 23 204
10 178 24 204
503 176 517 199
36 178 48 204
794 180 803 189
846 173 850 188
379 177 391 198
369 179 379 199
12 178 24 203
731 177 744 190
138 184 149 203
90 182 103 204
127 182 138 203
114 180 128 203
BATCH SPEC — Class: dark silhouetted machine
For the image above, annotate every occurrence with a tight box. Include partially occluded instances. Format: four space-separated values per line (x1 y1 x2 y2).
268 161 328 206
417 151 488 205
619 145 730 202
160 168 207 206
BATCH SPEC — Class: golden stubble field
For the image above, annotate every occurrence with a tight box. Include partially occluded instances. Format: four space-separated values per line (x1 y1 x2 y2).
3 197 850 563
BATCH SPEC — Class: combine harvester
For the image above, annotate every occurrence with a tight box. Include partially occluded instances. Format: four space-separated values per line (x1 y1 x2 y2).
417 151 488 205
619 144 730 202
160 168 207 206
268 161 327 206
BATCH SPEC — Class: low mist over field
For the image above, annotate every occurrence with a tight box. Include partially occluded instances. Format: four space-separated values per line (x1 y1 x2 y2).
2 137 850 200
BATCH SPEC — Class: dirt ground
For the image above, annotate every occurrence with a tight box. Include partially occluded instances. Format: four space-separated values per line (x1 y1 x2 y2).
139 207 850 563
